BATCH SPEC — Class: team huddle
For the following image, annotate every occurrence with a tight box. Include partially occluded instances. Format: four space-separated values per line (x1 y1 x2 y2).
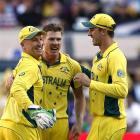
0 13 128 140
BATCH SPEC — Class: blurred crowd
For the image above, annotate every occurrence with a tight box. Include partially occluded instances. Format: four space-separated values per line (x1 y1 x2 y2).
0 69 12 117
126 67 140 133
1 0 140 134
0 0 140 30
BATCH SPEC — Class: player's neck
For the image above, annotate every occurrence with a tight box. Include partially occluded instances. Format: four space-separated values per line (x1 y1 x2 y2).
43 52 60 65
99 38 114 53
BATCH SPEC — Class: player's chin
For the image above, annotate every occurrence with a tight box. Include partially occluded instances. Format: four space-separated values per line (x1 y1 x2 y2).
49 51 58 56
35 50 43 55
93 42 98 46
34 52 42 59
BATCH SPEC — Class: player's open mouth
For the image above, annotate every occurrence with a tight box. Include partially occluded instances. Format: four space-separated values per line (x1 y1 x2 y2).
51 47 58 50
35 45 43 51
50 48 59 53
35 48 43 54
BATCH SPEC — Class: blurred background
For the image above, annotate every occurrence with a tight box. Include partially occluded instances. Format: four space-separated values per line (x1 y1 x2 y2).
0 0 140 139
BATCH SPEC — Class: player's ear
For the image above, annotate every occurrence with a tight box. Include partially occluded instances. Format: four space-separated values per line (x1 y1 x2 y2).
100 29 107 36
21 43 25 49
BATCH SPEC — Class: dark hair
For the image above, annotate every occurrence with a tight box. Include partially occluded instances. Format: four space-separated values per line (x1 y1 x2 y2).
107 30 115 37
43 23 63 34
107 24 116 37
98 28 115 38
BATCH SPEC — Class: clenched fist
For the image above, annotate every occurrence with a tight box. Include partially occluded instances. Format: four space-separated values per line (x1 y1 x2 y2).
73 73 91 87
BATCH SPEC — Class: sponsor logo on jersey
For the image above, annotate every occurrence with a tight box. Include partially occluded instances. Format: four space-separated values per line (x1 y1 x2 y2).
43 76 66 87
19 72 25 76
97 63 103 71
117 69 125 77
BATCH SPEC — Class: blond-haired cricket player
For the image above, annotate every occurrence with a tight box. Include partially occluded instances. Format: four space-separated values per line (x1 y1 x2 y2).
0 26 56 140
40 23 86 140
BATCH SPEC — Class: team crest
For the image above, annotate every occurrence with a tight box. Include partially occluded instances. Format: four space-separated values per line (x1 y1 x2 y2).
60 67 70 73
29 27 37 32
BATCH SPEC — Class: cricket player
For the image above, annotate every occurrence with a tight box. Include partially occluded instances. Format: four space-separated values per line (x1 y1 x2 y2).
41 23 86 140
74 13 128 140
0 26 56 140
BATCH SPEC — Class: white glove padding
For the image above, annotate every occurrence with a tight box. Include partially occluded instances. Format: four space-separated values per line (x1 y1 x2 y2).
27 105 56 129
34 109 56 129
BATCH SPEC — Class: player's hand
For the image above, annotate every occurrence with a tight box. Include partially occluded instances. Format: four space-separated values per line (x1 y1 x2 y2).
70 124 81 140
5 74 14 90
27 105 56 129
73 73 91 87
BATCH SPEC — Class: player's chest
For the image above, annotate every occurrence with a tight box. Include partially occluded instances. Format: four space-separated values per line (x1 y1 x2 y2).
91 58 108 81
41 64 73 86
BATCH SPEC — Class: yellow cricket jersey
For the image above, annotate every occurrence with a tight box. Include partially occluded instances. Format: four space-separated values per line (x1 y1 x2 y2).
89 42 128 118
1 52 43 127
41 53 81 118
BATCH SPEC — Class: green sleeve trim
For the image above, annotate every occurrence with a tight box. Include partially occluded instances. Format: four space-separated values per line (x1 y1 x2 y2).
27 86 34 103
22 109 37 127
80 65 91 78
104 75 120 117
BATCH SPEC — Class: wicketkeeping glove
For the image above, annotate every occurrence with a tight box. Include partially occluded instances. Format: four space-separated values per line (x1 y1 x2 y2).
27 105 56 129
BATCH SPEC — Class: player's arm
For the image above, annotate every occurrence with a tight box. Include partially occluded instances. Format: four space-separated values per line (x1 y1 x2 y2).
71 85 85 140
73 64 91 88
74 55 128 98
90 54 128 98
72 64 88 125
10 65 56 128
70 63 86 139
5 68 17 90
10 65 38 109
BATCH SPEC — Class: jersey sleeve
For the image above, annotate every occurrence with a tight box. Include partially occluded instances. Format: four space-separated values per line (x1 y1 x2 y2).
10 64 39 110
90 52 128 98
69 59 82 89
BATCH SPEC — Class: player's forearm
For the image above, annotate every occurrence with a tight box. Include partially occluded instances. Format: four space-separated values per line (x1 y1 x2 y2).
90 80 128 98
74 94 85 129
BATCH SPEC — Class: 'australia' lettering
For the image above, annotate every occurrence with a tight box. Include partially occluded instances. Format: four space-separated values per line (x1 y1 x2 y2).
43 76 66 87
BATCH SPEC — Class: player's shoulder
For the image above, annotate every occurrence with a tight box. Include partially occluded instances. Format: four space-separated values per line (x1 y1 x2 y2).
109 47 126 61
62 53 80 67
16 57 39 72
